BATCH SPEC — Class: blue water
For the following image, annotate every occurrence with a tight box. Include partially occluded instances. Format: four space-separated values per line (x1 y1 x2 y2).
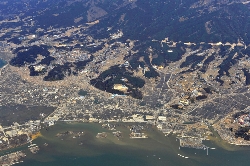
0 58 6 68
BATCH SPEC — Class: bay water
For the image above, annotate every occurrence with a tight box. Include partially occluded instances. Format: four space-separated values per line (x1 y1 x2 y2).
13 122 250 166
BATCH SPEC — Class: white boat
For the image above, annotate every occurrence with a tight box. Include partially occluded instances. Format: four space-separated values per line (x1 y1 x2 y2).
185 157 189 159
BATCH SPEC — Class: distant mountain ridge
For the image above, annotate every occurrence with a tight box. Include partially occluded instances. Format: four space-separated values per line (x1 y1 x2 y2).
88 0 250 44
0 0 249 44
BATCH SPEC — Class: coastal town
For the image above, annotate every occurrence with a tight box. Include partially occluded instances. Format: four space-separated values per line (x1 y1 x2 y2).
1 22 250 153
0 0 250 165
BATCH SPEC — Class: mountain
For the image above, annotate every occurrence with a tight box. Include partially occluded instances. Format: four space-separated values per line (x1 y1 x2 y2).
89 0 250 44
1 0 250 43
2 0 250 99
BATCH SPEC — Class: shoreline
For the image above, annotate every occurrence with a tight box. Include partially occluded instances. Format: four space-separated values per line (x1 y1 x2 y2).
1 120 250 162
42 121 250 150
2 121 250 166
24 121 250 149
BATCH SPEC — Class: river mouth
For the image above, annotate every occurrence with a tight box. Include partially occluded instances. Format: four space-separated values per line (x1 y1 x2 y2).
9 122 250 166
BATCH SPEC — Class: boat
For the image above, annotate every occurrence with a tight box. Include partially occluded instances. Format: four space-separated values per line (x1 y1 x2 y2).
185 157 189 159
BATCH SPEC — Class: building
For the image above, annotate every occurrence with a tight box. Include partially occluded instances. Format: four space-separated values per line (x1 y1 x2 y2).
158 116 167 121
146 115 155 120
113 84 128 92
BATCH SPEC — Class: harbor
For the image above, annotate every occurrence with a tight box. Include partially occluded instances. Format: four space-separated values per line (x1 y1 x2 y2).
6 122 250 166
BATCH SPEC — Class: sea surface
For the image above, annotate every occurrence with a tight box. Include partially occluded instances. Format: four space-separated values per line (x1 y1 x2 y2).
0 58 6 68
7 122 250 166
